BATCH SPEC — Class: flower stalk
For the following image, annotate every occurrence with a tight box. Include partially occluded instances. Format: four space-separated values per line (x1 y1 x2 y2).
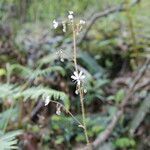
72 22 91 148
52 11 91 149
73 28 78 72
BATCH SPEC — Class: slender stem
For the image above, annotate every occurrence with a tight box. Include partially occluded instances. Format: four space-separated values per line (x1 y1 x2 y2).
78 85 90 147
50 100 83 126
72 25 78 72
72 23 91 149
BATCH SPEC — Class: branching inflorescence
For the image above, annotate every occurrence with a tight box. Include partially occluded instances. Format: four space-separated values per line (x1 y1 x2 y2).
43 11 92 149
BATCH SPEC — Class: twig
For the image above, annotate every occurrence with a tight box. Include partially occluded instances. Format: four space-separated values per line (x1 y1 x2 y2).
134 80 150 92
120 59 149 108
130 94 150 135
77 0 140 44
83 58 149 150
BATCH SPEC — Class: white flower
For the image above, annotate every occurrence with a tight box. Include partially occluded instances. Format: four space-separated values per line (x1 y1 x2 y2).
71 71 85 85
45 96 50 106
79 19 86 25
53 19 58 29
68 14 73 20
68 11 74 21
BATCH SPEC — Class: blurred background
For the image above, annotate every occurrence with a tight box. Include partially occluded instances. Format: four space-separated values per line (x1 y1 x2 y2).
0 0 149 150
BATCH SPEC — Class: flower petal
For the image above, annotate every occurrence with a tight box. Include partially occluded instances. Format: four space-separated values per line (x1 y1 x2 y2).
71 75 77 80
74 71 79 78
81 75 85 79
78 71 82 77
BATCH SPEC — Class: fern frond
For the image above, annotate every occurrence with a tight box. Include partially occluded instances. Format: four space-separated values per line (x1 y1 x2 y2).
0 108 18 130
29 66 66 79
0 84 19 99
0 83 70 110
9 64 65 79
0 130 22 150
17 86 70 110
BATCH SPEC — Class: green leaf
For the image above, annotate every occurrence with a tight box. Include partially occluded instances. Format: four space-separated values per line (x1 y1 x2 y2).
0 84 70 110
0 108 18 130
19 86 70 110
78 51 105 77
0 69 6 76
8 64 66 79
55 135 64 144
114 137 136 148
115 89 125 103
130 94 150 135
0 130 23 150
75 134 85 142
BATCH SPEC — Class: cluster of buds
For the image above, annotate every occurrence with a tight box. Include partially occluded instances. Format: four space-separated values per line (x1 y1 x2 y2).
52 11 86 34
56 49 65 62
68 11 74 22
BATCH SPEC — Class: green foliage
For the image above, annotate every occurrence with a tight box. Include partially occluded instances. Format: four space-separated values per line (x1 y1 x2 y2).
85 78 109 104
7 64 66 79
55 135 64 145
107 89 125 103
115 89 125 103
50 114 110 144
0 83 70 110
130 94 150 135
0 130 22 150
87 125 104 137
27 0 105 21
1 0 149 149
0 84 19 100
114 137 136 148
75 134 85 142
0 107 18 130
79 51 105 77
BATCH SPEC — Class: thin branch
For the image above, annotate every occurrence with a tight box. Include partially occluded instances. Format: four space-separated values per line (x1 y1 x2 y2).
77 0 141 44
